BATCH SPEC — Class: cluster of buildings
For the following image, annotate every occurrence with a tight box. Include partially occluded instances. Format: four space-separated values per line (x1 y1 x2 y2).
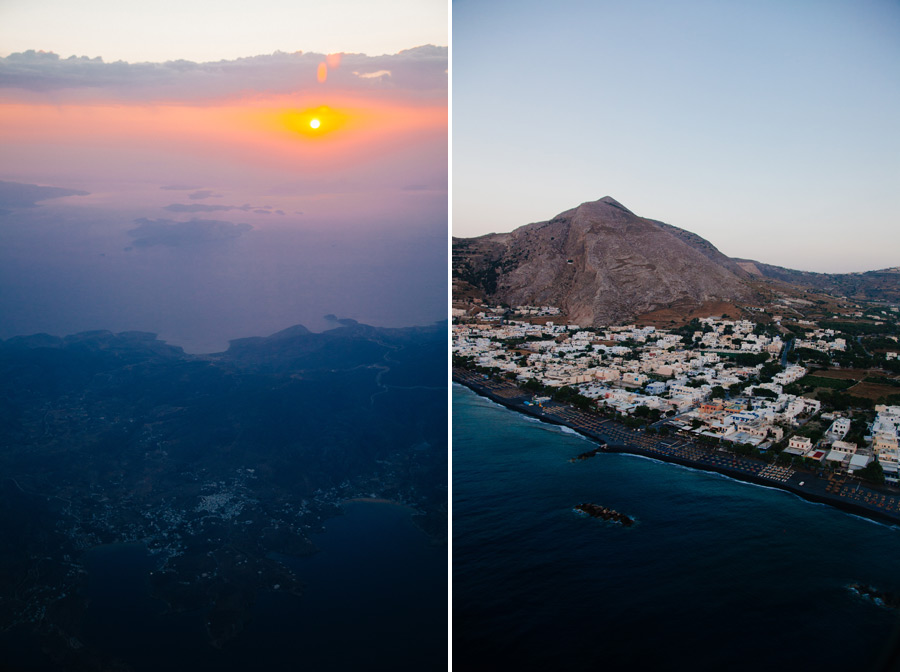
692 317 784 354
794 328 848 353
873 405 900 484
452 315 783 403
453 309 900 484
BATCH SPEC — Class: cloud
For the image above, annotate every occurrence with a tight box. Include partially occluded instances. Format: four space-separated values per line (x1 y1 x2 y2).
163 203 233 213
163 203 285 214
0 46 447 102
188 190 221 200
0 180 88 208
127 218 252 247
355 70 391 79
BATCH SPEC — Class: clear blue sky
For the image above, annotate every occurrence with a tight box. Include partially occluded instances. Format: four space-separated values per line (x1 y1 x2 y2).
453 0 900 273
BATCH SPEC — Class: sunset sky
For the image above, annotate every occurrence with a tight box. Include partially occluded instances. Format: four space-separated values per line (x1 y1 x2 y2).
454 0 899 273
0 2 447 352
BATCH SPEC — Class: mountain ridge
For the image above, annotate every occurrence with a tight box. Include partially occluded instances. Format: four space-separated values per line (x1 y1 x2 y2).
452 197 898 323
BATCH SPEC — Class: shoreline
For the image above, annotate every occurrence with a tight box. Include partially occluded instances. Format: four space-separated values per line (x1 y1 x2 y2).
453 369 900 528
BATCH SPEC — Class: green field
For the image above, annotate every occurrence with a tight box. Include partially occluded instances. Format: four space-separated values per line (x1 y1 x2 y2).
799 375 857 390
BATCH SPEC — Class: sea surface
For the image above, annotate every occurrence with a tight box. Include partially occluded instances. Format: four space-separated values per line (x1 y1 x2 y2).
6 501 446 671
453 384 900 672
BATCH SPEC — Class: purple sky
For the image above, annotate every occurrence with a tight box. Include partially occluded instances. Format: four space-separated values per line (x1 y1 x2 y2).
0 47 447 352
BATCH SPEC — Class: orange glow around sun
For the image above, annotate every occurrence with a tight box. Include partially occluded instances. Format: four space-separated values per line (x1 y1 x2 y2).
0 94 447 178
279 105 346 138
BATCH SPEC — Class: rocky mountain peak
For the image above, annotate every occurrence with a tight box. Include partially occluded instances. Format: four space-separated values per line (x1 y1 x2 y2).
453 197 754 325
596 196 633 214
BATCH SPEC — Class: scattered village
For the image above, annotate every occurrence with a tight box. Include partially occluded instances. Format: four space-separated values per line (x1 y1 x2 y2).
453 303 900 486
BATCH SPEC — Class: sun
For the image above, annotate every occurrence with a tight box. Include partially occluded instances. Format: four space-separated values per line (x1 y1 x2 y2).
277 106 346 138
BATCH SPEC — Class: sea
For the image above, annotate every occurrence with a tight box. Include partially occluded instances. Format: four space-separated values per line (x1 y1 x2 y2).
5 501 446 672
453 384 900 672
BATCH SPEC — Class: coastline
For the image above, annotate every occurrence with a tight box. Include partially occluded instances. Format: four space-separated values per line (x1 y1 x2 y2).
453 368 900 528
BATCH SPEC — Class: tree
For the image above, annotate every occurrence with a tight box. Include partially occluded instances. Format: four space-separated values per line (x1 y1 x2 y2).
845 417 869 446
554 385 577 402
710 385 726 399
571 393 595 413
757 362 782 384
522 378 543 393
799 426 825 444
732 443 753 456
857 459 885 485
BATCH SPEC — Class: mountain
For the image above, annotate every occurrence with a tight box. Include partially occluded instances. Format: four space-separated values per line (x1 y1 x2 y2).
453 196 755 325
732 260 900 304
453 197 898 324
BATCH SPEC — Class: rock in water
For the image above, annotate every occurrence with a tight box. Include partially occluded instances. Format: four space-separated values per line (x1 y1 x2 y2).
575 502 634 526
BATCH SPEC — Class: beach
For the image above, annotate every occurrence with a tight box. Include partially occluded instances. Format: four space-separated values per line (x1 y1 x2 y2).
453 368 900 527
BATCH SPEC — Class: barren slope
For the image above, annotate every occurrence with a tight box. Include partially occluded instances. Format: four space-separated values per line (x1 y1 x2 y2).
454 197 754 325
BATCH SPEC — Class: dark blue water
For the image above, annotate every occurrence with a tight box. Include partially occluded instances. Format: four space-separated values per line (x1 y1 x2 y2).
7 501 445 671
248 501 447 671
453 384 900 672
